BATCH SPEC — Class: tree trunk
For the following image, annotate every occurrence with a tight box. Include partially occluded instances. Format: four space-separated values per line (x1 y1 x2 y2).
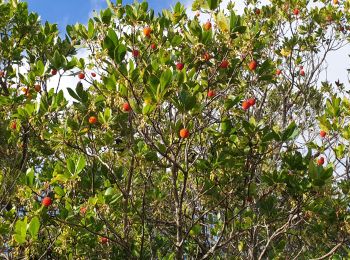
172 165 183 260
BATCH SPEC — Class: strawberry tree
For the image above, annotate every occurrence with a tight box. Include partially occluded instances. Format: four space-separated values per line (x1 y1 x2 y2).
1 0 350 259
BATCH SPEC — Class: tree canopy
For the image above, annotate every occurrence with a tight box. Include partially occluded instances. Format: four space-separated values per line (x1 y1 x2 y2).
1 0 350 259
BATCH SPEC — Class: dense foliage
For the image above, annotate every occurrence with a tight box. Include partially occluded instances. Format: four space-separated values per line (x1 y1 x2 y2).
1 0 350 259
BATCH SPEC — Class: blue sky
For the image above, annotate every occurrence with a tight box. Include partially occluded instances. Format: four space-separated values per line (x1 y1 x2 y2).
26 0 181 32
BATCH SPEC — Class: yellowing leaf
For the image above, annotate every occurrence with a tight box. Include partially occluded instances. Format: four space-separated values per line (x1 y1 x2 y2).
215 11 229 32
238 241 244 252
281 48 291 57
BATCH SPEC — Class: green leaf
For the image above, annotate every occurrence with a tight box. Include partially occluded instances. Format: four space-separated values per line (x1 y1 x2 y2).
14 217 27 244
36 60 45 76
206 0 220 10
25 168 35 187
102 8 112 24
67 158 75 175
141 1 148 12
221 117 232 135
115 44 127 63
160 69 172 90
189 224 201 236
53 50 63 68
76 82 88 103
157 69 172 100
308 160 329 186
308 160 319 180
189 19 202 39
171 35 182 46
28 217 40 240
131 68 140 82
107 28 119 46
224 96 242 110
103 35 116 53
54 186 66 197
179 90 197 111
105 187 116 196
104 107 112 121
148 75 159 92
67 87 81 102
262 130 280 143
88 19 95 39
282 121 299 141
76 156 86 175
142 104 156 115
321 166 333 181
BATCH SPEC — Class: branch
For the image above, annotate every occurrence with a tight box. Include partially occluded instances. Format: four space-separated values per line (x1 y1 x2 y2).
309 241 345 260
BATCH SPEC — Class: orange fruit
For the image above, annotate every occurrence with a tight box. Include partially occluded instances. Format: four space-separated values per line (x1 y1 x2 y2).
89 116 97 124
249 60 257 71
203 21 212 31
143 27 152 37
180 128 190 138
242 101 250 110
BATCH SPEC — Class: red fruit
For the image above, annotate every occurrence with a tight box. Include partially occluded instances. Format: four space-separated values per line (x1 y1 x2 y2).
91 72 96 77
122 102 131 112
276 69 282 75
78 73 85 80
320 130 327 138
143 27 152 37
0 71 4 77
151 43 156 50
203 52 211 61
293 8 299 15
100 237 108 244
299 66 304 70
242 101 250 110
248 98 256 106
132 49 139 58
80 207 87 215
219 60 229 69
255 8 261 15
180 128 190 139
51 69 57 75
207 90 215 98
89 116 97 124
300 70 305 76
203 21 212 31
10 121 17 130
42 197 52 207
249 60 257 71
317 157 325 166
176 63 184 71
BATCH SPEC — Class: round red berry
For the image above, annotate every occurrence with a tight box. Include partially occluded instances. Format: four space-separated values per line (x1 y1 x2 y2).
42 197 52 207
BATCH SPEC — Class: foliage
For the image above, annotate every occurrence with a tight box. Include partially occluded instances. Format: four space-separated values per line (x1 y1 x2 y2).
0 0 350 259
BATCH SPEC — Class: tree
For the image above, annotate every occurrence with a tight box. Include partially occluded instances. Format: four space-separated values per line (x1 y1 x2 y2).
0 0 350 259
